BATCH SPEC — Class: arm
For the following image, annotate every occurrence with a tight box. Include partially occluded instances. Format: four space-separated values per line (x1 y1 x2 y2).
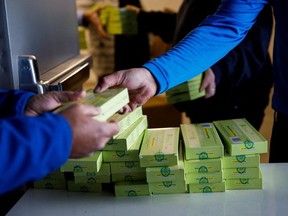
143 0 268 94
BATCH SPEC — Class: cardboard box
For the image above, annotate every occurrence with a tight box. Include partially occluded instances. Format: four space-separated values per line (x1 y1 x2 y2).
181 123 224 160
114 181 150 197
188 181 226 193
148 180 187 194
110 161 145 174
139 128 180 167
222 153 260 168
225 170 263 190
184 158 222 173
213 118 268 156
223 167 260 179
185 171 223 184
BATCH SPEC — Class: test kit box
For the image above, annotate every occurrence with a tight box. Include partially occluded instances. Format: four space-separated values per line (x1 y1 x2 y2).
185 171 223 184
103 132 144 162
139 128 180 167
110 161 145 174
60 151 102 173
54 88 129 122
74 163 111 184
108 106 143 138
67 180 102 193
148 180 187 194
114 181 150 197
184 158 222 173
213 118 268 156
146 160 185 183
33 179 67 190
180 123 224 160
111 171 146 182
223 167 260 179
188 181 226 193
104 115 148 151
225 170 263 190
222 153 260 168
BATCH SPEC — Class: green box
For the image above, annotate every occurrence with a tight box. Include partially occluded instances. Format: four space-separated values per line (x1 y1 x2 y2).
74 163 111 184
213 118 268 156
114 181 150 197
222 153 260 168
146 160 185 183
67 180 102 193
54 88 129 122
60 151 102 173
103 132 144 162
111 171 146 182
139 128 180 167
184 158 222 173
226 170 263 190
223 167 260 179
181 123 224 160
33 179 67 190
110 161 146 174
188 181 226 193
104 115 148 151
185 171 223 184
108 106 143 138
148 180 187 194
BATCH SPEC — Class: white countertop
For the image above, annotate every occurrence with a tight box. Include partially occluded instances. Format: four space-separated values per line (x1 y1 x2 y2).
7 163 288 216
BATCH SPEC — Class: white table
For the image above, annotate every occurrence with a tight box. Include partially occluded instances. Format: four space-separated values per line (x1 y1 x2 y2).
7 163 288 216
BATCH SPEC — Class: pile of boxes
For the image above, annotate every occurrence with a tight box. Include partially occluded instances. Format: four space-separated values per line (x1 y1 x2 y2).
33 88 268 196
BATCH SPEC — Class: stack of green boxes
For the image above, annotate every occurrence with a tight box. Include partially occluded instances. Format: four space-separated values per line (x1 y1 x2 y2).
139 127 186 194
213 118 267 190
166 73 206 104
180 123 225 193
103 107 149 196
100 5 138 35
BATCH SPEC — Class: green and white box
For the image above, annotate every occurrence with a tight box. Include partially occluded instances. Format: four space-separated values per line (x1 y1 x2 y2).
188 181 226 193
213 118 268 156
139 128 180 167
114 181 150 197
222 153 260 168
33 179 67 190
110 161 145 174
184 158 222 173
148 180 187 194
67 180 102 193
146 160 185 183
108 106 143 138
226 170 263 190
54 88 129 122
103 132 144 162
60 151 102 173
111 171 146 182
104 115 148 151
185 171 223 184
180 123 224 160
223 167 260 179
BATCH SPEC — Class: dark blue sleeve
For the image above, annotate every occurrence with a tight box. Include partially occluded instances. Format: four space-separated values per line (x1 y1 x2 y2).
0 96 72 194
0 89 35 117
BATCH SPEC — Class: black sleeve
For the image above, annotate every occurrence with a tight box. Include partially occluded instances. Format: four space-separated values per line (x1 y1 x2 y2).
211 5 273 87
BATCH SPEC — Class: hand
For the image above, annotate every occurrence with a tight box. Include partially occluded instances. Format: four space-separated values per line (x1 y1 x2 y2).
200 68 216 98
60 104 120 158
124 5 140 14
83 6 109 39
94 68 158 113
25 91 86 116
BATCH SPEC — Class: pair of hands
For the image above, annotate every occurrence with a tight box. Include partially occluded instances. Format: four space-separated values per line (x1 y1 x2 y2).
94 67 216 112
25 90 119 159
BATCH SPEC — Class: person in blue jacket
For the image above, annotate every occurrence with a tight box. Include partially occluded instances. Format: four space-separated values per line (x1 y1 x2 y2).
0 89 119 195
94 0 287 163
136 1 273 131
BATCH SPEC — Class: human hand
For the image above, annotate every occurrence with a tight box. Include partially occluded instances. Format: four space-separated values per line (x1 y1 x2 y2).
200 68 216 98
83 6 110 39
25 91 86 116
60 103 120 158
124 5 140 14
94 68 157 113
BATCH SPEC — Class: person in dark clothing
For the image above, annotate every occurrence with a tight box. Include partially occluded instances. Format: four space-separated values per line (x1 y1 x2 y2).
137 0 273 131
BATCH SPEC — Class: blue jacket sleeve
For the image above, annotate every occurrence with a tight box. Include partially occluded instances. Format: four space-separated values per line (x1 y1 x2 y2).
0 90 72 194
143 0 268 94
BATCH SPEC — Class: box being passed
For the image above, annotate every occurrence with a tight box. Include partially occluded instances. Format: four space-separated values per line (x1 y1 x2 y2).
54 88 129 121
